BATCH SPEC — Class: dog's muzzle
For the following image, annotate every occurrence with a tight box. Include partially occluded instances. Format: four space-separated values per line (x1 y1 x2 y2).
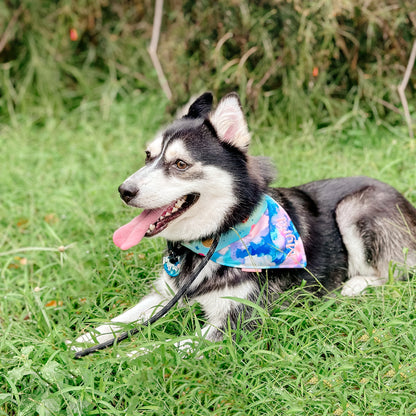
118 182 139 203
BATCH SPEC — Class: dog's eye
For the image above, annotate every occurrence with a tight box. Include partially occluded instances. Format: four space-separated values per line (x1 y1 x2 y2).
174 159 188 170
145 151 151 161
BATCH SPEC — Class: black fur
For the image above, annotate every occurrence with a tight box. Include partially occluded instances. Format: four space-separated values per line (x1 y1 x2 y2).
161 121 270 235
159 95 416 340
183 92 213 120
74 93 416 351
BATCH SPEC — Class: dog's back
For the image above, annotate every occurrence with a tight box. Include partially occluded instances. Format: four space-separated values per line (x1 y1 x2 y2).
269 177 416 296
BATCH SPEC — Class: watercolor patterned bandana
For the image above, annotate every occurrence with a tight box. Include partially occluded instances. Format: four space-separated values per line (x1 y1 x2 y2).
182 195 307 271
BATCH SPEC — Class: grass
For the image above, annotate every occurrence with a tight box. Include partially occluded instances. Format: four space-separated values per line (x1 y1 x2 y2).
1 91 416 415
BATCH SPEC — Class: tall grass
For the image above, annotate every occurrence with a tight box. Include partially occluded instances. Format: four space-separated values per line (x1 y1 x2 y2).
1 92 416 415
1 1 415 131
0 0 156 124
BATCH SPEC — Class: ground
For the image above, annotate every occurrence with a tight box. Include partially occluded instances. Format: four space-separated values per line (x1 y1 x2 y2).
1 92 416 415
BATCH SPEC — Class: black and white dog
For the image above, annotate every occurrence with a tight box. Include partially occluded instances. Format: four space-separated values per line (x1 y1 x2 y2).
72 92 416 350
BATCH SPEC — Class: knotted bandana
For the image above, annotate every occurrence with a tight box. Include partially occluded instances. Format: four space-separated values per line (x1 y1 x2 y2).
181 195 307 271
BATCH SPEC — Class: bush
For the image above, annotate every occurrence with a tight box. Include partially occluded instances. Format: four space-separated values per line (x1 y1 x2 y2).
0 0 155 122
1 0 415 130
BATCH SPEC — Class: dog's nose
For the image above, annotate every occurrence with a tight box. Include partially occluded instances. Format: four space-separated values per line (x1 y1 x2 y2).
118 182 139 203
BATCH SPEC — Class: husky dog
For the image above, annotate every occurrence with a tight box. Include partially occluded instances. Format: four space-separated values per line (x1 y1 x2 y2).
73 92 416 349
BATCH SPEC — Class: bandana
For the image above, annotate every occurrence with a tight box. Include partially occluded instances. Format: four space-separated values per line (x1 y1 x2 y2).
178 195 307 272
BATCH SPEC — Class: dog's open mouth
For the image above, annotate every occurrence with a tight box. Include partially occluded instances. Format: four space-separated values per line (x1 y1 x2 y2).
145 193 199 237
113 193 199 250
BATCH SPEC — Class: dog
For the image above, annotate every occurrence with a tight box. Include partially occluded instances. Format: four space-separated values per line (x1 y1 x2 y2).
71 92 416 352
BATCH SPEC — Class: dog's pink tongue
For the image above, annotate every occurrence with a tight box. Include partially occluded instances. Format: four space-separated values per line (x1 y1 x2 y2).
113 207 166 250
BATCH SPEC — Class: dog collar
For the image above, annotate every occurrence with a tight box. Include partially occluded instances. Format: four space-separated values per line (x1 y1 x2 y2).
181 195 307 271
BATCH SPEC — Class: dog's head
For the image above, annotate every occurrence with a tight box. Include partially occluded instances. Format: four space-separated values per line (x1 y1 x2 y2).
113 92 274 249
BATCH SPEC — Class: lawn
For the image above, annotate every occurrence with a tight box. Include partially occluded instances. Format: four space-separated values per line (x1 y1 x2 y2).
1 92 416 415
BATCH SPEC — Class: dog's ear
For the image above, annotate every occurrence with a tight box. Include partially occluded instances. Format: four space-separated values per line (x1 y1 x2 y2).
184 92 213 119
209 93 250 151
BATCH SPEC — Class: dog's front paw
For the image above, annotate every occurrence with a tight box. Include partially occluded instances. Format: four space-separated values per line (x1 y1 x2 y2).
65 339 83 353
68 324 121 352
174 338 198 354
341 276 369 296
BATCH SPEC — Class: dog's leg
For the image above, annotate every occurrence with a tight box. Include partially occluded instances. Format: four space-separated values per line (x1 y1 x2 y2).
336 193 388 296
336 185 416 296
341 275 387 296
70 291 170 351
147 280 260 359
194 280 259 341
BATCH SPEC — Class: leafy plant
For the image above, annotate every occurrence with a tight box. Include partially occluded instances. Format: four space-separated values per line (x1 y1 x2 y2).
1 1 415 130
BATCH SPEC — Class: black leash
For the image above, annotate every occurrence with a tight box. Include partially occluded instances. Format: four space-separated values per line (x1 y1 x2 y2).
73 235 219 359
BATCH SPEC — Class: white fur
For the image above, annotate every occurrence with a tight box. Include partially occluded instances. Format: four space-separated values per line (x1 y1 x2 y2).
71 292 168 349
336 200 387 296
164 140 194 164
121 161 236 241
160 165 236 241
341 275 387 296
193 280 256 331
146 132 164 158
339 222 379 278
122 326 216 359
70 262 252 353
70 262 222 351
120 127 239 242
209 94 250 150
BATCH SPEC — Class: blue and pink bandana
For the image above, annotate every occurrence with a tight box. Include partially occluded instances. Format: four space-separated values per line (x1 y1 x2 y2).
181 195 307 271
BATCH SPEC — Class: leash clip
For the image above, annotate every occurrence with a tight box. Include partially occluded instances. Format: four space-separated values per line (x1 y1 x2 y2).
163 254 182 277
164 241 186 277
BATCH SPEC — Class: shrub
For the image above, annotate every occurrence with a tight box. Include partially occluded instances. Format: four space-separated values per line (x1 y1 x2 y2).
0 0 415 130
